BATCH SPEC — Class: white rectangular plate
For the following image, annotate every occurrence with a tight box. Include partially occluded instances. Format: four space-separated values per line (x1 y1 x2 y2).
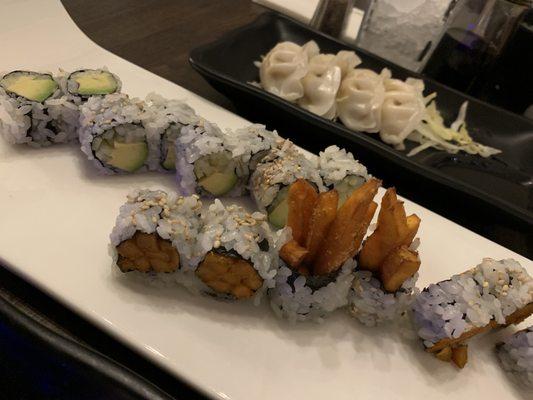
0 2 531 399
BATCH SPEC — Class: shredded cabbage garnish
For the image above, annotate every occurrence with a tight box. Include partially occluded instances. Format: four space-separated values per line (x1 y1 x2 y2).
407 98 501 158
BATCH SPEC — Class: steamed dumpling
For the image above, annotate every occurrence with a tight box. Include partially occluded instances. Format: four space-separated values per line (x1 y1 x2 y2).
380 78 426 148
298 51 360 119
259 41 319 102
298 55 341 119
336 68 390 132
332 50 362 78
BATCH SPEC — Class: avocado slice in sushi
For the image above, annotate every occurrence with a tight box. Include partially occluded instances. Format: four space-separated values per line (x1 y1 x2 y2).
69 70 119 96
162 148 176 170
161 123 183 171
198 172 238 196
194 151 238 196
93 137 148 172
0 71 58 102
334 175 366 207
267 186 289 228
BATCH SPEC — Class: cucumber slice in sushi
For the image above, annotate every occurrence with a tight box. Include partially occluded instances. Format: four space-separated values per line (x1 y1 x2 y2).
334 174 366 207
162 147 176 170
193 151 238 196
267 186 289 228
0 71 58 102
92 128 148 173
68 69 119 96
161 123 183 170
198 172 238 196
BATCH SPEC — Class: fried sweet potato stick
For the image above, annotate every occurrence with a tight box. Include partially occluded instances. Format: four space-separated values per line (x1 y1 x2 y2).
280 239 309 268
304 190 339 264
451 346 468 369
287 179 318 246
349 201 378 259
402 214 421 246
313 179 381 276
380 245 421 292
427 302 533 354
358 188 410 272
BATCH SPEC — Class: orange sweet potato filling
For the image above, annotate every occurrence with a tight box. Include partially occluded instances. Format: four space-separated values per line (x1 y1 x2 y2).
196 251 263 299
116 232 180 273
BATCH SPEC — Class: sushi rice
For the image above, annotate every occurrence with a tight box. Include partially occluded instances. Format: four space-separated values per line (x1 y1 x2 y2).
497 326 533 388
79 93 156 174
142 92 198 171
412 258 533 349
349 270 419 326
250 140 325 228
318 145 369 205
269 258 357 322
224 124 283 173
188 199 283 304
175 119 249 197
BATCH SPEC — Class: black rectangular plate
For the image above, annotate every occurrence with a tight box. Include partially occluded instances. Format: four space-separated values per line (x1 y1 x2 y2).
189 12 533 232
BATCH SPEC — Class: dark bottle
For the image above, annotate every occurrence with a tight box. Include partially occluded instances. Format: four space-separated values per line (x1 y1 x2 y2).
422 0 532 116
472 11 533 114
423 28 491 93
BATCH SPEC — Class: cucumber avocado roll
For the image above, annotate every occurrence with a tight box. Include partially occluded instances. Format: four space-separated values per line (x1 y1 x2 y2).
318 145 369 207
79 93 155 174
0 71 58 102
64 69 121 98
90 126 148 173
0 68 124 147
143 93 198 172
0 70 73 146
250 140 325 229
193 150 240 196
175 120 248 197
224 124 282 173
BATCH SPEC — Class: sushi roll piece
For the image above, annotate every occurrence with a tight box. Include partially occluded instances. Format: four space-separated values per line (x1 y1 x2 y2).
142 93 198 172
318 145 370 206
60 68 121 99
79 93 154 174
190 200 281 303
271 258 358 322
0 70 67 146
349 270 419 327
175 119 248 197
250 140 325 229
224 124 283 173
46 68 123 142
110 189 202 276
270 178 381 321
497 326 533 388
412 258 533 369
349 188 421 326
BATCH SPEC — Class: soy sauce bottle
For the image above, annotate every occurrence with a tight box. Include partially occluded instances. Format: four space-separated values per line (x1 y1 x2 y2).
422 0 532 116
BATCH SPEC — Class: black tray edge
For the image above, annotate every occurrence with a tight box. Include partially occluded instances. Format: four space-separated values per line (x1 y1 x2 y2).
0 263 209 400
0 293 174 400
189 11 533 227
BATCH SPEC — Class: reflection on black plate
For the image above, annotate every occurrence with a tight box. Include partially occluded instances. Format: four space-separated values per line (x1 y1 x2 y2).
189 12 532 241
